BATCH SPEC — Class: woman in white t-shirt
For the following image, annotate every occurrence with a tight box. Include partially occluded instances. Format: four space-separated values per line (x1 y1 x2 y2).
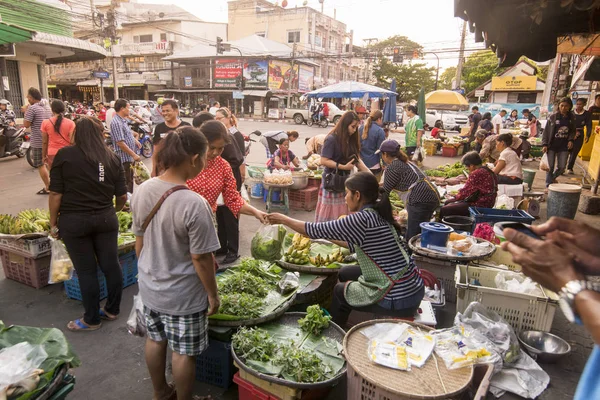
493 133 523 185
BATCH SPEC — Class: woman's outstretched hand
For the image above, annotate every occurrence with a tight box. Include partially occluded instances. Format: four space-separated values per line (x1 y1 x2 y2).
254 210 269 224
266 213 287 225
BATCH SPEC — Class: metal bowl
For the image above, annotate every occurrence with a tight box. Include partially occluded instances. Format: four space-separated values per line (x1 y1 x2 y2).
518 330 571 363
291 172 309 190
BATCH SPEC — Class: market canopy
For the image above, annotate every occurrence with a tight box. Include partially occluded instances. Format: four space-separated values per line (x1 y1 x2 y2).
455 0 600 66
425 90 469 111
305 81 396 99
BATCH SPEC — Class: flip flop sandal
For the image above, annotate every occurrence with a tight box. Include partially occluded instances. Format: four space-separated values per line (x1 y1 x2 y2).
67 318 101 332
152 382 176 400
36 188 49 195
99 308 118 321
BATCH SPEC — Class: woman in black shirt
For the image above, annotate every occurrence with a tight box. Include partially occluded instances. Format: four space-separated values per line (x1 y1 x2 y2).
49 116 128 331
542 98 576 188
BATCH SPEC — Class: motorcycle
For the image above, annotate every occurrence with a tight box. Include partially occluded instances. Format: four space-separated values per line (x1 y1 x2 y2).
307 113 328 128
243 130 261 157
130 122 154 158
0 122 27 161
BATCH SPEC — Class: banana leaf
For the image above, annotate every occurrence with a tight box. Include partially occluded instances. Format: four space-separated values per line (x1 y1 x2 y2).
0 321 80 400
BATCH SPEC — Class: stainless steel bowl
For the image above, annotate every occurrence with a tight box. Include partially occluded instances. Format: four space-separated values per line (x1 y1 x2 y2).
518 330 571 363
291 172 309 190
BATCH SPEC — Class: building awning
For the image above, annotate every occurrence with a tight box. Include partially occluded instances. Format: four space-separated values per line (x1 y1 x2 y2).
29 32 107 64
155 89 237 93
242 90 272 97
76 80 98 87
0 22 33 45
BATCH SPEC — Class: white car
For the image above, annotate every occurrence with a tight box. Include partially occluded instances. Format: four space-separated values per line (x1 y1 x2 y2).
426 110 470 131
285 102 344 125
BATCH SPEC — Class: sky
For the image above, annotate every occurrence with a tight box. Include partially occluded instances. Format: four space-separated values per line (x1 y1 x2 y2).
140 0 485 70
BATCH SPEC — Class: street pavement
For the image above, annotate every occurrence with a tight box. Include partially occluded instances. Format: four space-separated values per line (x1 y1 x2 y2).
0 119 595 399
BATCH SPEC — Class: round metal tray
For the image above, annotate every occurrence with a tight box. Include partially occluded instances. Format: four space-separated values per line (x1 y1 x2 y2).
277 259 341 275
232 312 347 389
209 292 297 327
263 182 294 189
408 234 496 262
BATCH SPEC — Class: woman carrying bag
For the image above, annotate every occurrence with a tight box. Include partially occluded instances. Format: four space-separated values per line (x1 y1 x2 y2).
268 172 424 326
379 140 440 241
316 111 370 222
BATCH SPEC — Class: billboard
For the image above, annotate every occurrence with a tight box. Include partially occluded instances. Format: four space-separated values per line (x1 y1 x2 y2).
491 76 537 91
268 60 298 91
214 59 243 88
243 60 268 89
298 65 314 92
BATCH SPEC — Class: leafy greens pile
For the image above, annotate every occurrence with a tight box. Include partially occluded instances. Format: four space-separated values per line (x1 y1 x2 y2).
424 162 466 178
298 305 331 336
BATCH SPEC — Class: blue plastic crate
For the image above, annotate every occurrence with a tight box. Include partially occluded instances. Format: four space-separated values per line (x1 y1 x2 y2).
63 250 138 301
469 207 535 227
195 339 235 389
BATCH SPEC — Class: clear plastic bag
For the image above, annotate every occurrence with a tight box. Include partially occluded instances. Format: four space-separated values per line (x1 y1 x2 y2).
251 224 287 262
48 238 74 284
431 325 501 370
0 342 48 392
494 271 543 296
126 293 147 337
132 161 151 186
539 153 549 172
241 184 250 202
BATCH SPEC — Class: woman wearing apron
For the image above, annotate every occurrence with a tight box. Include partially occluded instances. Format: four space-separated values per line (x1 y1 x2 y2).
378 140 440 241
268 172 424 326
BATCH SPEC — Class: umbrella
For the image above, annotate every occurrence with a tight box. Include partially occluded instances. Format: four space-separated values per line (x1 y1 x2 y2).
425 90 469 111
417 87 426 126
306 81 396 99
382 79 397 124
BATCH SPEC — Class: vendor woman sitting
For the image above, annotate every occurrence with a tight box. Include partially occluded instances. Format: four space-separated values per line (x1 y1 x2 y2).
440 152 498 218
267 138 300 170
268 172 424 326
493 133 523 184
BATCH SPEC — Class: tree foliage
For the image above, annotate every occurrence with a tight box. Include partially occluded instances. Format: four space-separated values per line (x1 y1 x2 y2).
461 50 504 94
439 67 457 90
369 35 423 57
372 56 435 102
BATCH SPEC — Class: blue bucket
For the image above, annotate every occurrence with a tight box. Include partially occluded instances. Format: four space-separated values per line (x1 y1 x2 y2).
420 222 454 248
250 182 264 199
263 188 281 203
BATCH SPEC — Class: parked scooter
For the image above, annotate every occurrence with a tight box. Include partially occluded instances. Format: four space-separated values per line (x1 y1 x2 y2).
130 122 154 158
0 122 27 160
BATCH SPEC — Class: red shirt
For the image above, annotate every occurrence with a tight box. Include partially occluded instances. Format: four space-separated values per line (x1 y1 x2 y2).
187 156 245 217
98 107 106 121
455 167 497 207
431 127 440 138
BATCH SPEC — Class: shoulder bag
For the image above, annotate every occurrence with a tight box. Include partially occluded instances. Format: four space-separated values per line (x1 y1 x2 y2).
323 163 349 193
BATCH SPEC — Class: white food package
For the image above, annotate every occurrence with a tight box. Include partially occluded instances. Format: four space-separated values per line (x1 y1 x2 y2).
0 343 47 392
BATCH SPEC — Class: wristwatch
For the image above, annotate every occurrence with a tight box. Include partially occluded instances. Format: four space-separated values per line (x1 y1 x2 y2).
558 280 600 323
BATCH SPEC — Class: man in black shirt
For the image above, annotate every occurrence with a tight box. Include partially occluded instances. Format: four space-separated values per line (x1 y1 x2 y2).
469 106 482 141
151 99 190 176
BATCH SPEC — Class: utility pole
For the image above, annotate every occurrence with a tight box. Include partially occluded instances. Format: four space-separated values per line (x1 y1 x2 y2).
287 43 297 108
363 38 378 83
108 0 119 100
454 20 467 90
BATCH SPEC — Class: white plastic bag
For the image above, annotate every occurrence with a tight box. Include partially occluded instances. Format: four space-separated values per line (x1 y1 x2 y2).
539 153 549 172
126 293 147 337
494 194 514 210
241 185 250 202
48 238 74 284
132 161 151 185
216 193 225 206
494 271 543 296
0 343 48 392
412 147 425 162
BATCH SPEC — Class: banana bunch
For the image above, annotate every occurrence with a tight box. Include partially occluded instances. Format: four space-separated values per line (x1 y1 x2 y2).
0 214 18 234
309 248 345 268
283 233 311 265
16 209 50 233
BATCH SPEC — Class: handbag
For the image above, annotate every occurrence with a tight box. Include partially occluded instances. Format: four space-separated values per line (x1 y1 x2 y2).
323 164 348 193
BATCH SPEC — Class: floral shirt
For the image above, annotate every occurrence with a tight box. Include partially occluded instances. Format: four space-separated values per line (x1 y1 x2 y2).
187 156 245 217
455 166 497 207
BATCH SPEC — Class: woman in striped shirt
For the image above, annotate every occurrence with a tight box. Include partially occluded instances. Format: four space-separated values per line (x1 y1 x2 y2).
268 172 424 326
379 140 440 241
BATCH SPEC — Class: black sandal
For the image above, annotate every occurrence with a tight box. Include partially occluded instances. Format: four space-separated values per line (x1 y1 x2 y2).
36 188 49 195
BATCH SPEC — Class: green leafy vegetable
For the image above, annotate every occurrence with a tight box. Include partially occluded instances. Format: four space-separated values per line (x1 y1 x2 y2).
232 327 278 362
116 211 133 233
424 162 465 178
237 257 281 284
275 344 333 383
251 225 287 261
219 293 264 318
298 305 331 336
220 271 271 297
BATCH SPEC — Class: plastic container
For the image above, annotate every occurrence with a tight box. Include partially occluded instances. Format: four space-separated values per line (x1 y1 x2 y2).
455 264 559 333
547 184 582 220
195 339 235 388
263 188 281 203
0 236 51 258
234 373 273 400
522 169 536 191
419 222 454 248
414 255 457 302
441 215 474 233
0 249 51 289
469 207 535 227
64 250 138 301
250 181 264 199
442 146 458 157
289 187 319 211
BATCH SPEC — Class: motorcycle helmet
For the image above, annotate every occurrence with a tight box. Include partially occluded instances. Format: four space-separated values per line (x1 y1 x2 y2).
0 99 9 105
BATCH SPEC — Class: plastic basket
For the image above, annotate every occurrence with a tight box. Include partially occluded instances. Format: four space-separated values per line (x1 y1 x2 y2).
0 236 52 258
423 141 437 156
307 177 321 189
442 146 457 157
235 364 331 400
469 207 535 227
455 264 559 333
248 166 267 179
195 338 235 388
289 187 319 211
235 373 274 400
63 250 138 301
413 255 457 303
473 245 522 272
0 249 51 289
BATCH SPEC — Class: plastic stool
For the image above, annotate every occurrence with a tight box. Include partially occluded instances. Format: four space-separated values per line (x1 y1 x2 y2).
266 186 289 215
